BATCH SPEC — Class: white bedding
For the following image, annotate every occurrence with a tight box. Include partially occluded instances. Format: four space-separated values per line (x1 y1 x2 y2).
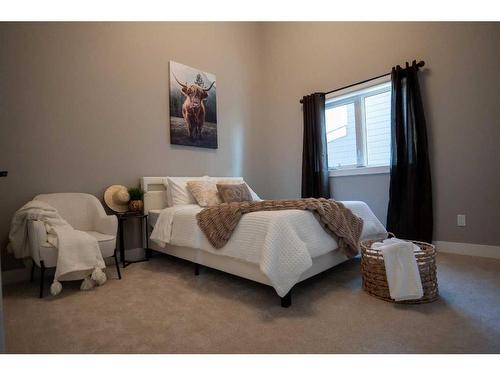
150 201 386 297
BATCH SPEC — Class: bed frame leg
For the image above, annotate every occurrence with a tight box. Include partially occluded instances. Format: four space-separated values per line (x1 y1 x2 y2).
194 263 200 276
281 291 292 308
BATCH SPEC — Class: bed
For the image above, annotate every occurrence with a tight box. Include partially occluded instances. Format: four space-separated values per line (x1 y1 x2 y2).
142 176 387 307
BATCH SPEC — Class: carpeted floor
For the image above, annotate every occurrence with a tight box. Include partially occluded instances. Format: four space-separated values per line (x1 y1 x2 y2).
3 252 500 353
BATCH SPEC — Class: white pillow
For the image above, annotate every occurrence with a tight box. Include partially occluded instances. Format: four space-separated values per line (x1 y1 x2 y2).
210 177 261 201
165 176 208 206
186 180 222 207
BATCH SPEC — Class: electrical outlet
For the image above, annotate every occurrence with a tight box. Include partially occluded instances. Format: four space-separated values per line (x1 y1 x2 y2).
457 214 466 227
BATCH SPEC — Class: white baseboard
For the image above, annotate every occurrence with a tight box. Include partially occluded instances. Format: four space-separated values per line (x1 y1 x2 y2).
3 244 498 285
1 249 146 286
434 241 500 259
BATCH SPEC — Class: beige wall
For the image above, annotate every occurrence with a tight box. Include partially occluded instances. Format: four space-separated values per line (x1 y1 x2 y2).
1 22 499 273
0 22 264 269
255 22 500 246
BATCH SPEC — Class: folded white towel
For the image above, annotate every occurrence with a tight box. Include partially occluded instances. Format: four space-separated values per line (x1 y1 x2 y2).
372 238 423 301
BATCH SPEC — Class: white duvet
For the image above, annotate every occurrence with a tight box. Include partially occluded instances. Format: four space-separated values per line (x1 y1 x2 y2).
150 201 387 297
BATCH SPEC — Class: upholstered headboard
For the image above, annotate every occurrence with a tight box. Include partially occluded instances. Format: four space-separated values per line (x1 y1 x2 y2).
141 176 261 214
141 177 168 214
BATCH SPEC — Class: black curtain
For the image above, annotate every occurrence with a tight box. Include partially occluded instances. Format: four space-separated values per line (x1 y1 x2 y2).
301 93 330 199
387 61 433 242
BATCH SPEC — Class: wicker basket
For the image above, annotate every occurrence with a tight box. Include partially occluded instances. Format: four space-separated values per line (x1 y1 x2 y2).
360 233 438 304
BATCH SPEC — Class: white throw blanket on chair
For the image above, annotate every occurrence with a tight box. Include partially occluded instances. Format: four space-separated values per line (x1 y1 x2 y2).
372 238 424 301
7 200 107 295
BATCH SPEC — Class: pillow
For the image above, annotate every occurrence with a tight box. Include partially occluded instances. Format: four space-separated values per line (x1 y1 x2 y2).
165 176 207 206
186 180 222 207
210 177 261 201
217 183 253 203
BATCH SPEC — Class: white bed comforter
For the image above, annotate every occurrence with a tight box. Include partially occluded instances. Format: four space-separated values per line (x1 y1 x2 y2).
150 201 386 296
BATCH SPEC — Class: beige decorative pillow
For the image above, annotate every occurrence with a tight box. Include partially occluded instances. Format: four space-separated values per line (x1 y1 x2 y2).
216 183 253 203
211 177 262 201
186 180 222 207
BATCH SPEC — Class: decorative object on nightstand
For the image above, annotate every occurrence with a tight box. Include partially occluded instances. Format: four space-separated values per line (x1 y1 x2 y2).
360 233 438 304
116 211 150 268
127 186 144 213
104 185 130 213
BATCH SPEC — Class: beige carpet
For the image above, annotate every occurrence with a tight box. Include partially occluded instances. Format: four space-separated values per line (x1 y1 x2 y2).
3 252 500 353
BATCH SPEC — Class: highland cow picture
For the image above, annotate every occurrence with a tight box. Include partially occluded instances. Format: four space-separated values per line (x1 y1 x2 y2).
169 61 217 149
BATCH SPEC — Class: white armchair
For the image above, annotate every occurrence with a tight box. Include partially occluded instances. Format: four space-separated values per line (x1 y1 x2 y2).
28 193 121 297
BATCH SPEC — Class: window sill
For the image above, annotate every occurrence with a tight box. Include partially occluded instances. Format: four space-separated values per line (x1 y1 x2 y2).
329 165 390 177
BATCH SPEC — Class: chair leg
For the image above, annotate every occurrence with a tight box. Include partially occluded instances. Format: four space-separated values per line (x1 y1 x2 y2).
30 262 35 283
39 261 46 299
114 249 122 280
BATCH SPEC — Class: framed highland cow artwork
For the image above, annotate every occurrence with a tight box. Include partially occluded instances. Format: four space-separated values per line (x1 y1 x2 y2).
169 61 217 149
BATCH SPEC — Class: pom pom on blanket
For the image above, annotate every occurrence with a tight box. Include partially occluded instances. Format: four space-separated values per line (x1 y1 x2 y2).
80 277 95 291
50 280 62 296
91 267 107 286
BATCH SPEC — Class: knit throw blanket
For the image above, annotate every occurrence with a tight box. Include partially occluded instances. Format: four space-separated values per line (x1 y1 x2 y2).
196 198 364 258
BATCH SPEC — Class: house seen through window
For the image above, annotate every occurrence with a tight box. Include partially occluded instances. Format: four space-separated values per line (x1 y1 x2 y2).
325 80 392 172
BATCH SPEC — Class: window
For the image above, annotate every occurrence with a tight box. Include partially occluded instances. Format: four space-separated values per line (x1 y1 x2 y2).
326 79 391 175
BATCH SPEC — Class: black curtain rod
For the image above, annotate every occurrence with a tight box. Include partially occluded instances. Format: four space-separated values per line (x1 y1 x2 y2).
299 60 425 104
